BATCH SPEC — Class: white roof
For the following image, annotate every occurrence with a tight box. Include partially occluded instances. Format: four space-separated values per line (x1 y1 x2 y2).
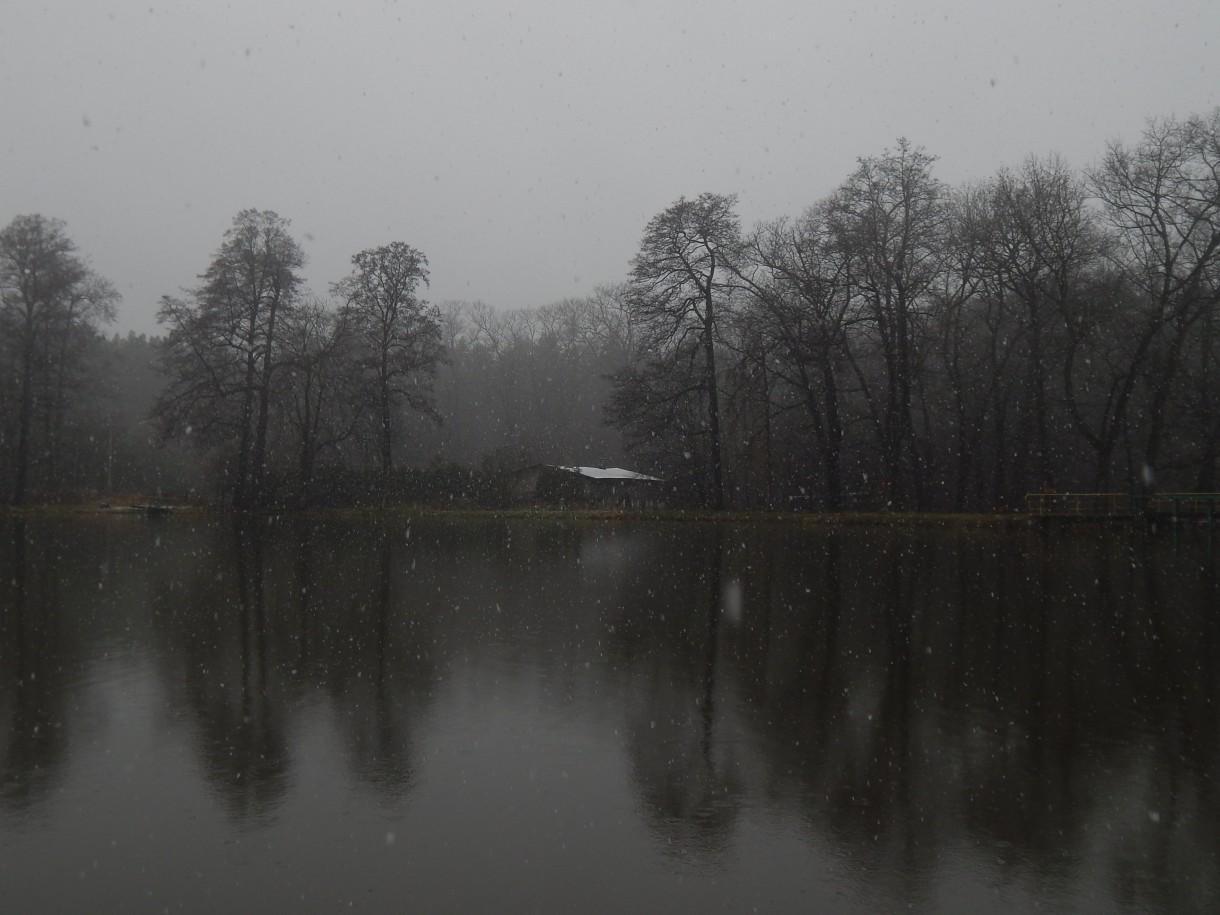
557 465 664 482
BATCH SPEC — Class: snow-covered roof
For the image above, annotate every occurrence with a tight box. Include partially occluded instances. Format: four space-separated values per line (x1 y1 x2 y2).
557 466 664 483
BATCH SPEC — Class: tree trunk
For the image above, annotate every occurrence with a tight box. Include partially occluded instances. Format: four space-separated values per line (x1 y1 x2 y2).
234 319 260 509
251 294 281 507
379 347 394 504
12 332 35 507
1029 301 1053 489
1142 317 1194 491
702 301 725 510
821 359 844 511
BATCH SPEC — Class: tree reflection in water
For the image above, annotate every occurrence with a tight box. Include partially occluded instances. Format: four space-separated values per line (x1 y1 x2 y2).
709 526 1220 911
0 517 1216 912
0 520 71 812
613 526 745 853
148 519 290 821
147 518 437 818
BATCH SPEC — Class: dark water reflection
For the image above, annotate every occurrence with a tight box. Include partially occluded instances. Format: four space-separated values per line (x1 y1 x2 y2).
0 517 1217 912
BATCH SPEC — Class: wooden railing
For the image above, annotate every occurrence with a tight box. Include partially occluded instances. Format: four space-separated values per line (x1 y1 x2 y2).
1025 492 1133 517
1134 493 1220 522
1026 492 1220 521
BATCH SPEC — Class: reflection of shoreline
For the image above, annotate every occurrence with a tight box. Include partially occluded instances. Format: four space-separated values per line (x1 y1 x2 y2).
0 519 1216 911
145 519 441 819
1 519 76 815
606 526 1220 910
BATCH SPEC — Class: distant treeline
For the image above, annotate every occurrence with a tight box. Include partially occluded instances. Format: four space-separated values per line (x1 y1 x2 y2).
2 109 1218 510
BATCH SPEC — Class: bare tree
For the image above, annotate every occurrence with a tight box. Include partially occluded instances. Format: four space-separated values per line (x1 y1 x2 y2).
0 214 117 504
156 209 305 507
334 242 443 489
1088 110 1220 489
739 209 854 509
616 193 742 508
981 156 1103 489
929 183 1019 507
275 297 359 497
825 142 947 508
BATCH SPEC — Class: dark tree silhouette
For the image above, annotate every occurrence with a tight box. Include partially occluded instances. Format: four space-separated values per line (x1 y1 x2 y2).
825 142 947 509
155 209 305 507
334 242 443 491
615 193 742 509
0 214 117 505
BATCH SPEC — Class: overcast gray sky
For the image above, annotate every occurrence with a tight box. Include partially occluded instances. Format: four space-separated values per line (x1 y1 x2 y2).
3 0 1217 335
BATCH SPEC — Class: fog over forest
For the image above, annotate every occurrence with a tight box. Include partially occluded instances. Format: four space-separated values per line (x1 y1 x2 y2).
2 110 1219 510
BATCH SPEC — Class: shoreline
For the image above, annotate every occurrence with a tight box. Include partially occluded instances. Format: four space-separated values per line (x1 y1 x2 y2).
0 503 1057 528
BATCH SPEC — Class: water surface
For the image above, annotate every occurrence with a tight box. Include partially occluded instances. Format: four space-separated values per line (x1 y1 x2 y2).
1 516 1216 912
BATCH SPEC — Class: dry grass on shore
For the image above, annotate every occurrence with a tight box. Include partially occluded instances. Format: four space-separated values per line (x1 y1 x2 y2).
1 500 1028 528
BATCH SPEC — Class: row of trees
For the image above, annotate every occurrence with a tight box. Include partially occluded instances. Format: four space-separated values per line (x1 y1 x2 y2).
154 210 443 507
612 111 1220 509
153 211 648 507
3 109 1217 510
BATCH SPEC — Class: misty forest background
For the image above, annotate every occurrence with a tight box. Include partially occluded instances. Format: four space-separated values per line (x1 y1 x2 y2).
2 110 1219 512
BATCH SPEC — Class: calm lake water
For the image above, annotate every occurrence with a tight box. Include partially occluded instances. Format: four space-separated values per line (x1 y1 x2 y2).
0 515 1216 913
